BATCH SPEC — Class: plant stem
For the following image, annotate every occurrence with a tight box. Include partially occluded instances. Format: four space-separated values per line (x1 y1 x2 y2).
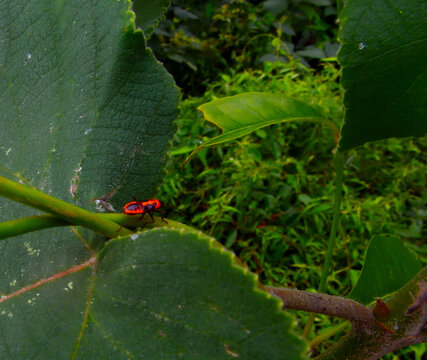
309 296 379 348
318 153 346 292
310 322 349 349
0 175 132 238
0 215 68 239
314 267 427 360
336 0 344 15
303 153 345 338
0 212 194 240
263 286 375 324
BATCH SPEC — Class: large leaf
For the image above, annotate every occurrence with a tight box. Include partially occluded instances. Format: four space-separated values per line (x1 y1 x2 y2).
0 0 179 210
132 0 170 38
338 0 427 151
185 92 338 165
348 235 423 304
0 228 307 359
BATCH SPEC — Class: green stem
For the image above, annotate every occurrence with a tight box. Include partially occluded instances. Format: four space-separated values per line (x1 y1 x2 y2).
318 153 345 292
336 0 344 15
0 215 68 239
303 153 345 338
0 212 193 240
0 175 132 238
309 322 349 349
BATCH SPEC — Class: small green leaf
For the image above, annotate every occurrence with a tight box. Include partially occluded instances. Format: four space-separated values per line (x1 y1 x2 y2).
132 0 170 38
184 92 338 165
0 228 307 359
338 0 427 151
348 235 422 304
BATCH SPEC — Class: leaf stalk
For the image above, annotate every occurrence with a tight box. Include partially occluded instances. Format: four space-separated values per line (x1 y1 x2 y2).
303 153 345 337
0 175 132 238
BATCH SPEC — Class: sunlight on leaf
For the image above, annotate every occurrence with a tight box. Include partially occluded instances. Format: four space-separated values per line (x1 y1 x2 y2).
184 92 339 166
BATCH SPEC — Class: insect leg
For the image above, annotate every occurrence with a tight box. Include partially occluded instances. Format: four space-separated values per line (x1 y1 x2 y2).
147 211 156 223
154 209 168 223
117 212 146 231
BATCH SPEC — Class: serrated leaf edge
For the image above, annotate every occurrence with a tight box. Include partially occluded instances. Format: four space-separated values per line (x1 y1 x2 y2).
99 226 308 356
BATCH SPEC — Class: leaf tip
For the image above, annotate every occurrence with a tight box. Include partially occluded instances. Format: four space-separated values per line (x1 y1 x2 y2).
181 146 203 169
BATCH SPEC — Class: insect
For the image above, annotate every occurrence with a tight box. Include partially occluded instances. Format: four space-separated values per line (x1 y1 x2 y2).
123 198 166 224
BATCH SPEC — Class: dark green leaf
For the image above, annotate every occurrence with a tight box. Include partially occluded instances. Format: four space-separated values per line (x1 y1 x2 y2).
132 0 170 38
0 0 179 210
0 228 307 359
338 0 427 151
348 235 422 304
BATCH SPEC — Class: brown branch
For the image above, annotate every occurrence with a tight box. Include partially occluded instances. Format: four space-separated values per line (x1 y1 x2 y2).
264 267 427 359
313 267 427 360
263 286 376 329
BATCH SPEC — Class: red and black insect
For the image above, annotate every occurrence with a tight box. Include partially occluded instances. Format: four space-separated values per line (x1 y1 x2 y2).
123 198 166 224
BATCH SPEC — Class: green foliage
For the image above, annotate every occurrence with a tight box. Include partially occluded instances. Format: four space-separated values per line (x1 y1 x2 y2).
149 0 340 95
186 92 334 164
158 1 427 354
160 61 426 297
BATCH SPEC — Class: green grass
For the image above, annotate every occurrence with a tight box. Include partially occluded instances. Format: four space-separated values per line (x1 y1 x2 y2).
159 59 426 355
